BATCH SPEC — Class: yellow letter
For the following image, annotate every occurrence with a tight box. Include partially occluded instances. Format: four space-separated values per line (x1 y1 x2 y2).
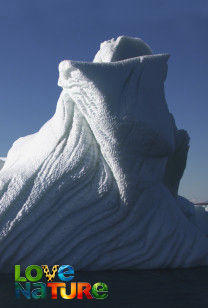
60 282 76 299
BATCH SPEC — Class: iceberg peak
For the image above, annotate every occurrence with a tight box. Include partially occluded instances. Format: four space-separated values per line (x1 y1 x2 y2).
94 35 153 63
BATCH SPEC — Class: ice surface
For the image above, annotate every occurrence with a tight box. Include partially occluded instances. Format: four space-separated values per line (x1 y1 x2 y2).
0 158 6 171
0 36 207 272
93 36 152 63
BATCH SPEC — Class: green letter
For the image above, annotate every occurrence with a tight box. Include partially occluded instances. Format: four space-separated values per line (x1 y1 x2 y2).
32 282 47 299
15 265 27 282
91 282 108 299
25 265 43 282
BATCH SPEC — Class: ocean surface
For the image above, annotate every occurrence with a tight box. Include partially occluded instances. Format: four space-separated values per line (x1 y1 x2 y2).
1 267 208 307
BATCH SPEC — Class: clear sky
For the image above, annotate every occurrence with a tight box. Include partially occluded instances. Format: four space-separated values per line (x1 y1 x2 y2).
0 0 207 201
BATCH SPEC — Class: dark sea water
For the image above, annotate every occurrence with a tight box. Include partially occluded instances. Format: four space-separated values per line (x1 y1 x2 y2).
1 267 208 308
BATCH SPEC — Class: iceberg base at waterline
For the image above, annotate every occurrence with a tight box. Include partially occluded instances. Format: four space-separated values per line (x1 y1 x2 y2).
0 36 207 272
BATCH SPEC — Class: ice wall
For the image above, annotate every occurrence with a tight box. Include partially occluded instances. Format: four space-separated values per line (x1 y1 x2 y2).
0 36 207 272
0 158 5 171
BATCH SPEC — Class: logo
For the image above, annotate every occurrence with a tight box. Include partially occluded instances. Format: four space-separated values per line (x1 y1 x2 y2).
15 265 108 300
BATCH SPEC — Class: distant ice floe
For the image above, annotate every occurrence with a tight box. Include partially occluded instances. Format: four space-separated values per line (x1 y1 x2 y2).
0 36 208 272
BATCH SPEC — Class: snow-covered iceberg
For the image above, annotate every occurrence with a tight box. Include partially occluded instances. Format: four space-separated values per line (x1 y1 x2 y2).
0 36 207 272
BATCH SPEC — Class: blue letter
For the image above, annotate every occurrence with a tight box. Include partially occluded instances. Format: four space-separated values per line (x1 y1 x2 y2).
58 265 74 282
15 282 31 299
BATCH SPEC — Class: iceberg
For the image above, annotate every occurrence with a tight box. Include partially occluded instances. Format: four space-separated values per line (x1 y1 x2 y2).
0 36 207 272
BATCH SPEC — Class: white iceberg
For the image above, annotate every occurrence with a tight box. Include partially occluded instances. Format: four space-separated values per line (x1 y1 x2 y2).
0 36 207 272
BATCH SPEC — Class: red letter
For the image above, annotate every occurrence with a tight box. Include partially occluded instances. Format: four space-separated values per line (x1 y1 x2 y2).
47 283 65 299
77 282 93 299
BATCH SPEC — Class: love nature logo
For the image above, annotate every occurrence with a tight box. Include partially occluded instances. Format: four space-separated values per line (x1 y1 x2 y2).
15 265 108 300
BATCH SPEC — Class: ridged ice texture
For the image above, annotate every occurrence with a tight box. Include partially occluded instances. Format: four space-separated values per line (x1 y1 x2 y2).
0 36 208 272
0 158 5 171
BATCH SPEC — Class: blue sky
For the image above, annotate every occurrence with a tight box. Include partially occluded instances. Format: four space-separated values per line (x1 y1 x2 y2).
0 0 207 201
